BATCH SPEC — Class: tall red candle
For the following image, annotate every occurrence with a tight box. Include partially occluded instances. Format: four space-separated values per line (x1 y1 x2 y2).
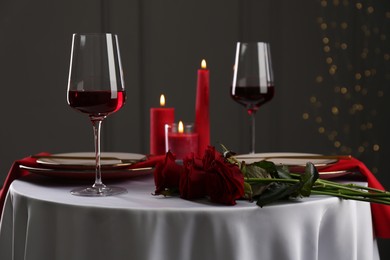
150 94 174 155
195 59 210 157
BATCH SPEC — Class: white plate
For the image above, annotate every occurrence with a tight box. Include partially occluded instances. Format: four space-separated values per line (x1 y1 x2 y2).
36 152 146 168
20 165 153 180
234 152 338 167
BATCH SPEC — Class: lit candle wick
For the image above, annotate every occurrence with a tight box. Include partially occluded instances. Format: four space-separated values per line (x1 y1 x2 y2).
201 59 207 69
178 121 184 134
160 94 166 107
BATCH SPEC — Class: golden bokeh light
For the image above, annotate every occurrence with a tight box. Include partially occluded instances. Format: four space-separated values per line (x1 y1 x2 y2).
312 1 388 174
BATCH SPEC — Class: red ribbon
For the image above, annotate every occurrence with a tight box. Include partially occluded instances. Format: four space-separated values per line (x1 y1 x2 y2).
321 157 390 238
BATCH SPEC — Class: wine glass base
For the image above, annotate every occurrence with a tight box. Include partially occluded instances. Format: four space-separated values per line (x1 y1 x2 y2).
70 186 127 197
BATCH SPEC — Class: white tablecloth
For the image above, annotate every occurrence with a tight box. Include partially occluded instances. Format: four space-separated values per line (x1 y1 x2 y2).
0 174 379 260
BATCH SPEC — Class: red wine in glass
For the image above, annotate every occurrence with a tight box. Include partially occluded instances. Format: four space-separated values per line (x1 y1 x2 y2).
230 85 274 115
68 90 126 117
231 42 274 154
67 33 127 197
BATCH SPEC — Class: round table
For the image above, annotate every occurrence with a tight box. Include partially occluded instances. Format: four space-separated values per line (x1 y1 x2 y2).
0 174 379 260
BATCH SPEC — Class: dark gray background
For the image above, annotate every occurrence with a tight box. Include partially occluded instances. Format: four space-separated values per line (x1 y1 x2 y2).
0 0 389 257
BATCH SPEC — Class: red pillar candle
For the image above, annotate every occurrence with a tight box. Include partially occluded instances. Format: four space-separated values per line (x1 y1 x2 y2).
195 59 210 157
166 121 198 160
150 94 175 155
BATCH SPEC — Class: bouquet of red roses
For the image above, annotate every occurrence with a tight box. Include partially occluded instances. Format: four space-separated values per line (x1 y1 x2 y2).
153 145 390 207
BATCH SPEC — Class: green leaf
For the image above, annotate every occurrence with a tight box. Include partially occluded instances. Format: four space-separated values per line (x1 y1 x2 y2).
243 182 253 200
256 182 304 207
299 162 320 197
244 163 271 179
275 165 292 179
251 161 279 178
244 163 271 197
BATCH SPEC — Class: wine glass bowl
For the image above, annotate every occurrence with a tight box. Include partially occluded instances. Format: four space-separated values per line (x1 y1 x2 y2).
67 90 126 118
67 33 127 196
231 42 274 153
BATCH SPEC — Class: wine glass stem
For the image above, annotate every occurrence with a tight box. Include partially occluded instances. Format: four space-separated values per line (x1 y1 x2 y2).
91 118 105 191
250 112 255 154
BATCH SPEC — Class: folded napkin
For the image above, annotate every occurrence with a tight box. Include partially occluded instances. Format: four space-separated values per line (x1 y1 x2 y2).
320 157 390 239
0 153 164 220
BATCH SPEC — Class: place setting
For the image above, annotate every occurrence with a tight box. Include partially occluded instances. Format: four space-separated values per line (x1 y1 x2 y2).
0 33 162 205
225 42 358 180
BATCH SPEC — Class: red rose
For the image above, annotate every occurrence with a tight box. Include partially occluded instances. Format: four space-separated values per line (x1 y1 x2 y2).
203 147 245 205
206 159 245 205
153 151 184 195
202 146 219 170
153 147 245 206
180 155 207 200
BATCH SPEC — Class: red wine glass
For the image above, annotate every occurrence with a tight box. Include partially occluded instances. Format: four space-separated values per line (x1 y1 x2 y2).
231 42 274 154
67 33 127 196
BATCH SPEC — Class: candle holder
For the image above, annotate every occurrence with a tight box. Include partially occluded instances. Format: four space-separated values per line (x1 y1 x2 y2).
165 122 199 160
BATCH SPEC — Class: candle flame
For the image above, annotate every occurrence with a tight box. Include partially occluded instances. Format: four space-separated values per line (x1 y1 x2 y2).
178 121 184 134
201 59 207 69
160 94 166 107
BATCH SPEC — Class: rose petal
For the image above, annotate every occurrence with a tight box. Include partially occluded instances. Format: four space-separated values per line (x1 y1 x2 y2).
154 151 183 195
180 155 207 200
